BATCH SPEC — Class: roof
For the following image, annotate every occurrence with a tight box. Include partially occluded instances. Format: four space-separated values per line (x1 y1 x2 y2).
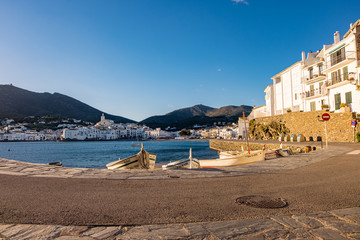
252 105 266 110
271 61 301 80
264 84 272 92
344 19 360 38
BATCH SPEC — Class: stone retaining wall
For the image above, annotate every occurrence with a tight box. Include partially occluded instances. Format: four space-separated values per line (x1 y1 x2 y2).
209 140 308 152
252 111 359 142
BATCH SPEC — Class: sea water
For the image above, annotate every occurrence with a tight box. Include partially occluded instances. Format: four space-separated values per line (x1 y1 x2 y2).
0 140 219 168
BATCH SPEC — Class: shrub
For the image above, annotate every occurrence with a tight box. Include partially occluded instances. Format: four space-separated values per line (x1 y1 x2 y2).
340 103 348 108
321 104 329 109
356 132 360 142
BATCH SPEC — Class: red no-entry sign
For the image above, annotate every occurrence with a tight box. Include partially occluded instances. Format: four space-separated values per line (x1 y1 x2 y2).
322 113 330 121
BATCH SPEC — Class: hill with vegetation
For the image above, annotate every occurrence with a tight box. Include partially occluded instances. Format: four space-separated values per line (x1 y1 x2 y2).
0 84 135 123
140 104 253 129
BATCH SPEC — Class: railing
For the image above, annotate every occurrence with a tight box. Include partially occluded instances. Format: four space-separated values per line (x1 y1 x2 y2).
326 72 357 87
302 74 326 83
303 88 325 98
326 51 356 67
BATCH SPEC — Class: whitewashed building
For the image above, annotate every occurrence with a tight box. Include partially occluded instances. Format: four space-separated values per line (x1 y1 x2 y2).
263 19 360 116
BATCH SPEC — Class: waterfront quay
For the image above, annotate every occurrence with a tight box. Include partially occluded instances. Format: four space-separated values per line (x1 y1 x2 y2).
0 141 359 239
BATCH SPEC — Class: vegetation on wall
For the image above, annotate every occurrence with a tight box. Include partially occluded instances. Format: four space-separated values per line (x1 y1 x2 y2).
356 132 360 142
249 120 290 140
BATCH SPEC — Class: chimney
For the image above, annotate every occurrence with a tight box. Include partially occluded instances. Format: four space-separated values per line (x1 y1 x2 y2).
334 31 340 43
301 51 306 62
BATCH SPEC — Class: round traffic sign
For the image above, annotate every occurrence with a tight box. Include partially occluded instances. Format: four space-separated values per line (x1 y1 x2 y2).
351 120 356 126
322 113 330 121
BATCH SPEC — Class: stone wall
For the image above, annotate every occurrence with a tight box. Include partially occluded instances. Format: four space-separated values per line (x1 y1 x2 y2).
251 111 359 142
209 140 308 152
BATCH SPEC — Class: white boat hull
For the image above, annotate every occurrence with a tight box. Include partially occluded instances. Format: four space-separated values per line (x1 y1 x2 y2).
162 158 200 170
106 144 157 170
199 150 265 168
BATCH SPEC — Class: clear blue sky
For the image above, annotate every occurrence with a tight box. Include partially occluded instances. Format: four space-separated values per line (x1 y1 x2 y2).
0 0 359 121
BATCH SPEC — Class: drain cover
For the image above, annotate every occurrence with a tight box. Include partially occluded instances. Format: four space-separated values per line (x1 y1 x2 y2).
235 195 288 209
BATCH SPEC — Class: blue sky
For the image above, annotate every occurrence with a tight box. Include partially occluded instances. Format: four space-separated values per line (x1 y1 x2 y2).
0 0 359 121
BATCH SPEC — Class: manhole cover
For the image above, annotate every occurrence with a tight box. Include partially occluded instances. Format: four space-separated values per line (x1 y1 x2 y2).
235 195 288 209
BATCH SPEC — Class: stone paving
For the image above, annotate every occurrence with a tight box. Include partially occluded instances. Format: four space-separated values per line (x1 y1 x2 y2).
0 207 359 239
0 144 358 239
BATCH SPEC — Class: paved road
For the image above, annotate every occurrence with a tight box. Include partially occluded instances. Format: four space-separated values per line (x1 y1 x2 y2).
0 143 359 227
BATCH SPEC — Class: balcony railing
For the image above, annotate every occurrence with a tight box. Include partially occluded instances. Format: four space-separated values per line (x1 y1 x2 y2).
302 74 326 83
326 51 356 68
303 88 326 98
326 72 357 87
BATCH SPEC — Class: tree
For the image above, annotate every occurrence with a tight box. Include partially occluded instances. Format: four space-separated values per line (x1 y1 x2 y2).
179 129 191 136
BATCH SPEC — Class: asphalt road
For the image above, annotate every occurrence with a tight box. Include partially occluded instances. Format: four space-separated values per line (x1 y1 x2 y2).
0 144 359 226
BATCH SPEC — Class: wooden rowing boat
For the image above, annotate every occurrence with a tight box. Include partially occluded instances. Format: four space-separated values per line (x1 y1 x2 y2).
199 150 265 168
162 148 200 169
106 143 157 170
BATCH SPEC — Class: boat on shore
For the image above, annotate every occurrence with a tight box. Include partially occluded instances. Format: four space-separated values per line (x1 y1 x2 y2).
106 143 157 170
218 151 243 159
199 150 265 168
162 148 200 170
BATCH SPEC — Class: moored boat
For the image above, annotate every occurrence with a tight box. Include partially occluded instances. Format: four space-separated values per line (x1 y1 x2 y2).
162 148 200 170
219 151 242 159
199 150 265 168
106 143 157 170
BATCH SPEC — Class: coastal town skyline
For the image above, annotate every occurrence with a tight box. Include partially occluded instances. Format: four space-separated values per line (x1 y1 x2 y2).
0 1 359 121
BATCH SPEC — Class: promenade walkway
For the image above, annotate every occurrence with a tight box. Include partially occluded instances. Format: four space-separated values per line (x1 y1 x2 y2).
0 142 359 239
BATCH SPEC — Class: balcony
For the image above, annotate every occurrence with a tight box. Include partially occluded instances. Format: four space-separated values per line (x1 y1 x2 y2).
325 72 358 89
325 51 356 72
302 88 326 99
302 74 326 84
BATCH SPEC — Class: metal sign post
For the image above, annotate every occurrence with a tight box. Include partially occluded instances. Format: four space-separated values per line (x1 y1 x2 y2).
325 121 328 149
322 113 330 149
351 120 357 142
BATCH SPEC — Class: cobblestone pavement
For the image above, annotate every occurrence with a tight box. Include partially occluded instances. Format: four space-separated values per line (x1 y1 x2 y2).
0 207 359 239
0 145 351 180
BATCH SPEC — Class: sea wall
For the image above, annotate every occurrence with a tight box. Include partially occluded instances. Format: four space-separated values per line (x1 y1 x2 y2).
209 140 308 152
251 111 359 142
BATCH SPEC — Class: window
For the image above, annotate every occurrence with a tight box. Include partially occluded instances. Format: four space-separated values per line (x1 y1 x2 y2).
330 48 345 66
331 70 341 84
335 93 341 110
318 64 323 75
310 84 315 96
345 91 352 104
310 102 316 111
309 67 314 79
319 82 323 93
343 66 348 80
295 93 297 100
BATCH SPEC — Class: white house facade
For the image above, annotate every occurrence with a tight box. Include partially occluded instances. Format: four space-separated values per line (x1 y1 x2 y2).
263 19 360 117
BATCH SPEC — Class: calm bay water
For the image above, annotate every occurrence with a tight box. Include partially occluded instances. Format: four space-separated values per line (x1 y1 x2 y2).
0 140 218 168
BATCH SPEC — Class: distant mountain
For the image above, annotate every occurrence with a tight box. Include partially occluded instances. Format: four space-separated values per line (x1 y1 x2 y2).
0 84 135 123
140 104 253 129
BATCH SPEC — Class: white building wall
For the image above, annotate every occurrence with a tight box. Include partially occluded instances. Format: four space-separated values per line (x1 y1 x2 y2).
274 79 283 114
